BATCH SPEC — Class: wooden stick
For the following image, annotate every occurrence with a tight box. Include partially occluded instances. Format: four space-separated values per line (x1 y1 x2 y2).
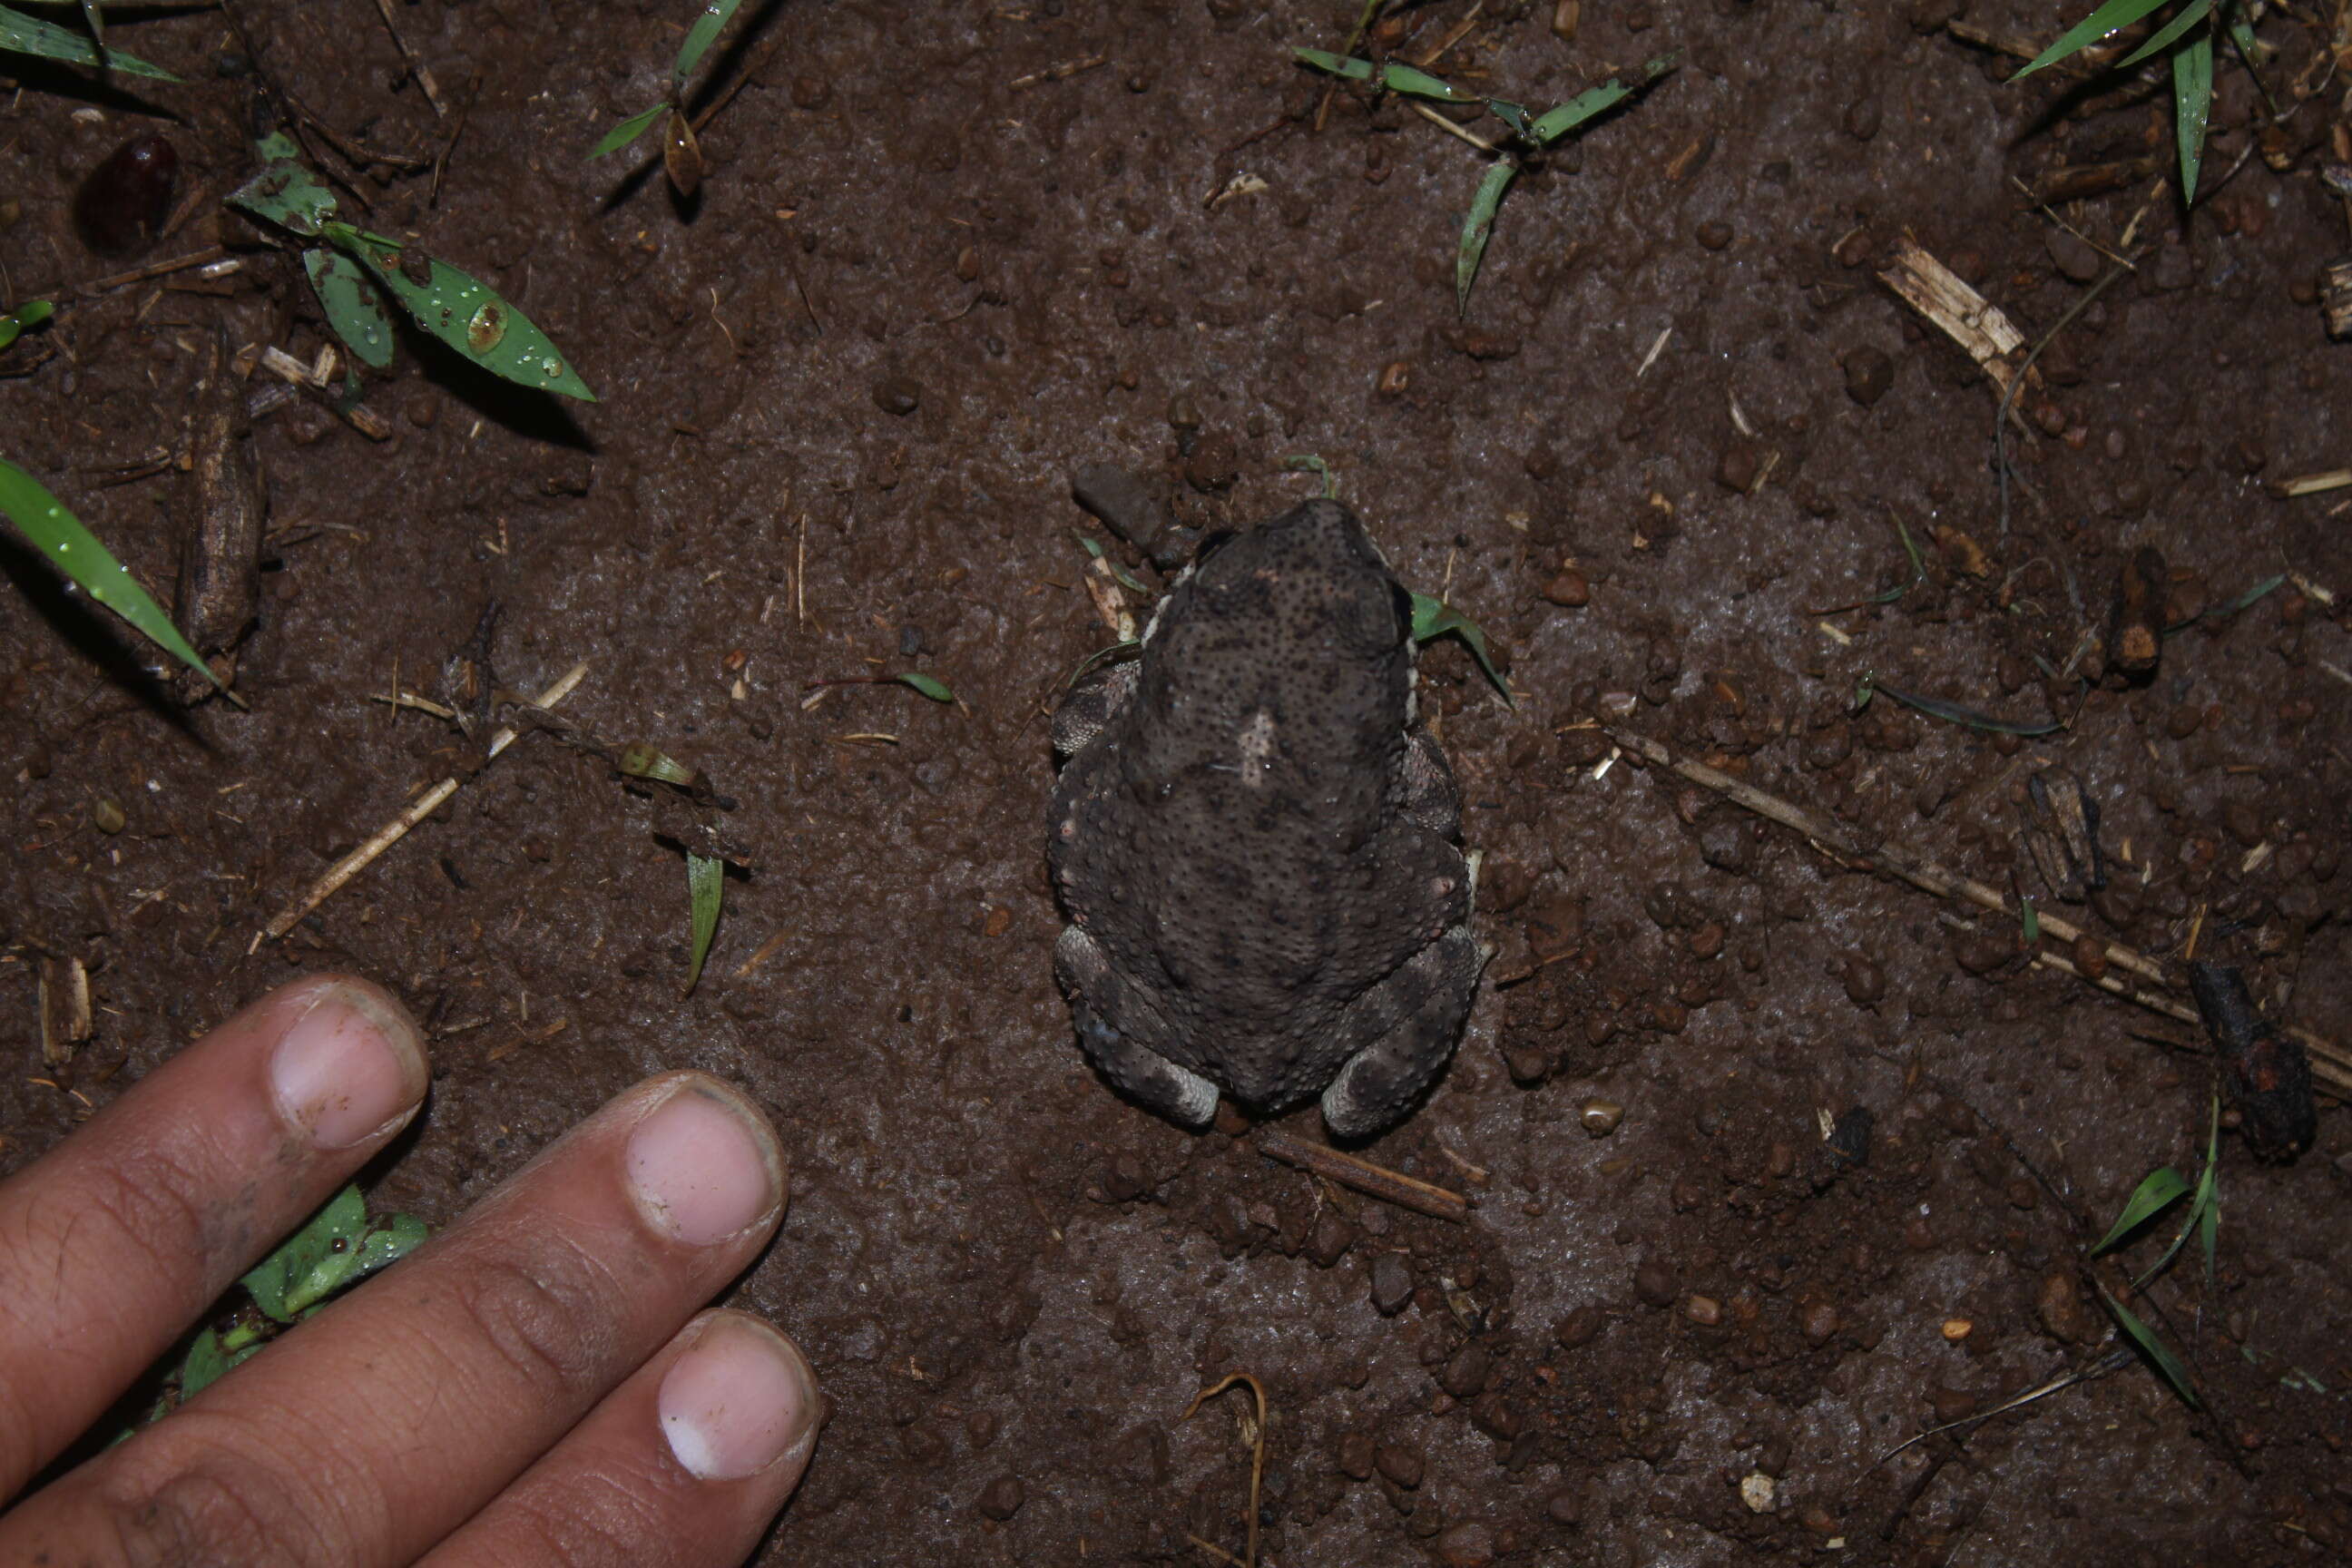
256 663 586 946
371 0 447 115
1180 1373 1268 1568
1601 725 2352 1092
1253 1128 1469 1222
77 245 228 297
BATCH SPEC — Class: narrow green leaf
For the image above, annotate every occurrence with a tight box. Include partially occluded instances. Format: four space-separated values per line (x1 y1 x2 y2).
0 299 53 352
2095 1283 2200 1407
1867 680 2066 736
2116 0 2210 68
684 851 723 995
1487 99 1532 139
2013 0 2171 78
617 741 701 788
588 102 669 160
326 224 596 401
304 250 396 369
2092 1165 2190 1254
1526 76 1632 144
179 1328 231 1400
1456 156 1518 317
1410 591 1512 705
353 1211 428 1279
1282 454 1337 497
2197 1098 2220 1289
2173 30 2213 201
241 1185 368 1322
0 457 221 689
2020 897 2041 945
0 2 179 78
1381 61 1473 102
228 158 338 238
672 0 744 92
76 0 96 42
1293 45 1375 82
896 672 954 702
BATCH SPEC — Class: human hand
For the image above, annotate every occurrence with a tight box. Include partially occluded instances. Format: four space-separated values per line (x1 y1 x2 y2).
0 973 823 1565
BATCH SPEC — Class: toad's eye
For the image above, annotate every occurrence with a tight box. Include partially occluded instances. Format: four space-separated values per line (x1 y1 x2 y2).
1387 578 1415 641
1191 529 1237 566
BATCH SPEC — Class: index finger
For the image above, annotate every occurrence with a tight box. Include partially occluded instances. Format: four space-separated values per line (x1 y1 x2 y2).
0 975 428 1500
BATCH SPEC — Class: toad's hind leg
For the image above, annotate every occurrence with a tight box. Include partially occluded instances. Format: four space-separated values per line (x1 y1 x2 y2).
1318 925 1485 1141
1055 925 1220 1128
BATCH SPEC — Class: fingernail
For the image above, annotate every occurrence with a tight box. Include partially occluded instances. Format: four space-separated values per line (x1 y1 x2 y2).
625 1079 782 1247
659 1315 822 1481
268 980 428 1150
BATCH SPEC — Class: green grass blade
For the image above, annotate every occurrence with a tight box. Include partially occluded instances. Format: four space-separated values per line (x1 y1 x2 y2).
2095 1282 2200 1407
1456 156 1517 317
683 851 723 995
0 456 220 689
2173 32 2213 201
1528 79 1630 143
2094 1166 2190 1253
0 299 54 352
228 157 338 238
304 250 396 368
896 672 954 702
1380 61 1472 102
326 224 595 401
1282 454 1337 497
2116 0 2210 67
0 1 179 78
2020 897 2040 944
588 102 668 160
1410 591 1512 705
1293 45 1375 82
2013 0 2171 78
672 0 744 92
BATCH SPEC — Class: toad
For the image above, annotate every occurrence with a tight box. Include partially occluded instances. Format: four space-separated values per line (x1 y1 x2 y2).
1047 497 1483 1139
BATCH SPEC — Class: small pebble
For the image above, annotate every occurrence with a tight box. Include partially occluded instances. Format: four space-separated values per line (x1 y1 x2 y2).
1634 1257 1676 1308
1369 1252 1413 1317
1183 431 1239 493
1554 1304 1602 1348
1579 1098 1623 1136
1685 1295 1722 1326
976 1475 1025 1520
1841 347 1894 406
1436 1522 1495 1567
871 376 922 416
1377 359 1412 397
92 798 127 835
1801 1300 1840 1344
1375 1442 1424 1488
1695 220 1733 250
1542 568 1590 607
1841 954 1886 1004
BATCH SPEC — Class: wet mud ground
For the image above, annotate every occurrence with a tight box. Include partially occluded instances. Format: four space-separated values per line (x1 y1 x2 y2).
5 0 2352 1562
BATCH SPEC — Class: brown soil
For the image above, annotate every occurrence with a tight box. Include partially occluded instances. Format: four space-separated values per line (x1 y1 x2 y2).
5 2 2350 1563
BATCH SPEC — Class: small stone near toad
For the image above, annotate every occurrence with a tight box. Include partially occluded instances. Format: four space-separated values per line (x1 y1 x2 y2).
1546 1490 1583 1525
872 376 922 416
976 1475 1025 1520
1842 346 1894 406
1685 1294 1723 1326
2046 228 2102 284
1635 1256 1676 1308
1580 1098 1623 1136
1183 430 1239 492
92 798 127 835
2037 1270 2094 1345
1306 1210 1354 1268
1375 1442 1424 1488
1715 441 1761 492
1436 1522 1495 1567
1801 1300 1840 1343
1506 1046 1552 1086
1941 1318 1974 1341
1338 1431 1376 1480
1543 568 1590 607
1438 1342 1491 1399
1740 1473 1778 1514
1555 1304 1602 1348
1696 220 1733 250
1841 955 1886 1005
1370 1252 1413 1316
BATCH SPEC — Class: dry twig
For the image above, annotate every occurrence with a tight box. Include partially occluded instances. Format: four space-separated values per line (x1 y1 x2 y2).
1600 725 2352 1099
1180 1372 1269 1568
1253 1127 1470 1222
254 662 588 947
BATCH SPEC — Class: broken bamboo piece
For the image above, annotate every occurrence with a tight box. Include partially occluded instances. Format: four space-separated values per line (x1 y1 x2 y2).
255 662 587 947
1599 725 2352 1098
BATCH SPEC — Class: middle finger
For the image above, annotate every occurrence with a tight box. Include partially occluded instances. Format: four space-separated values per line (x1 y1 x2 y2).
5 1072 785 1568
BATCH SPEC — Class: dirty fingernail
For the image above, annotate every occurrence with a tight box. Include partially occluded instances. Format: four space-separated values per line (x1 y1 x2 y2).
660 1315 822 1481
268 979 428 1150
625 1079 782 1246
